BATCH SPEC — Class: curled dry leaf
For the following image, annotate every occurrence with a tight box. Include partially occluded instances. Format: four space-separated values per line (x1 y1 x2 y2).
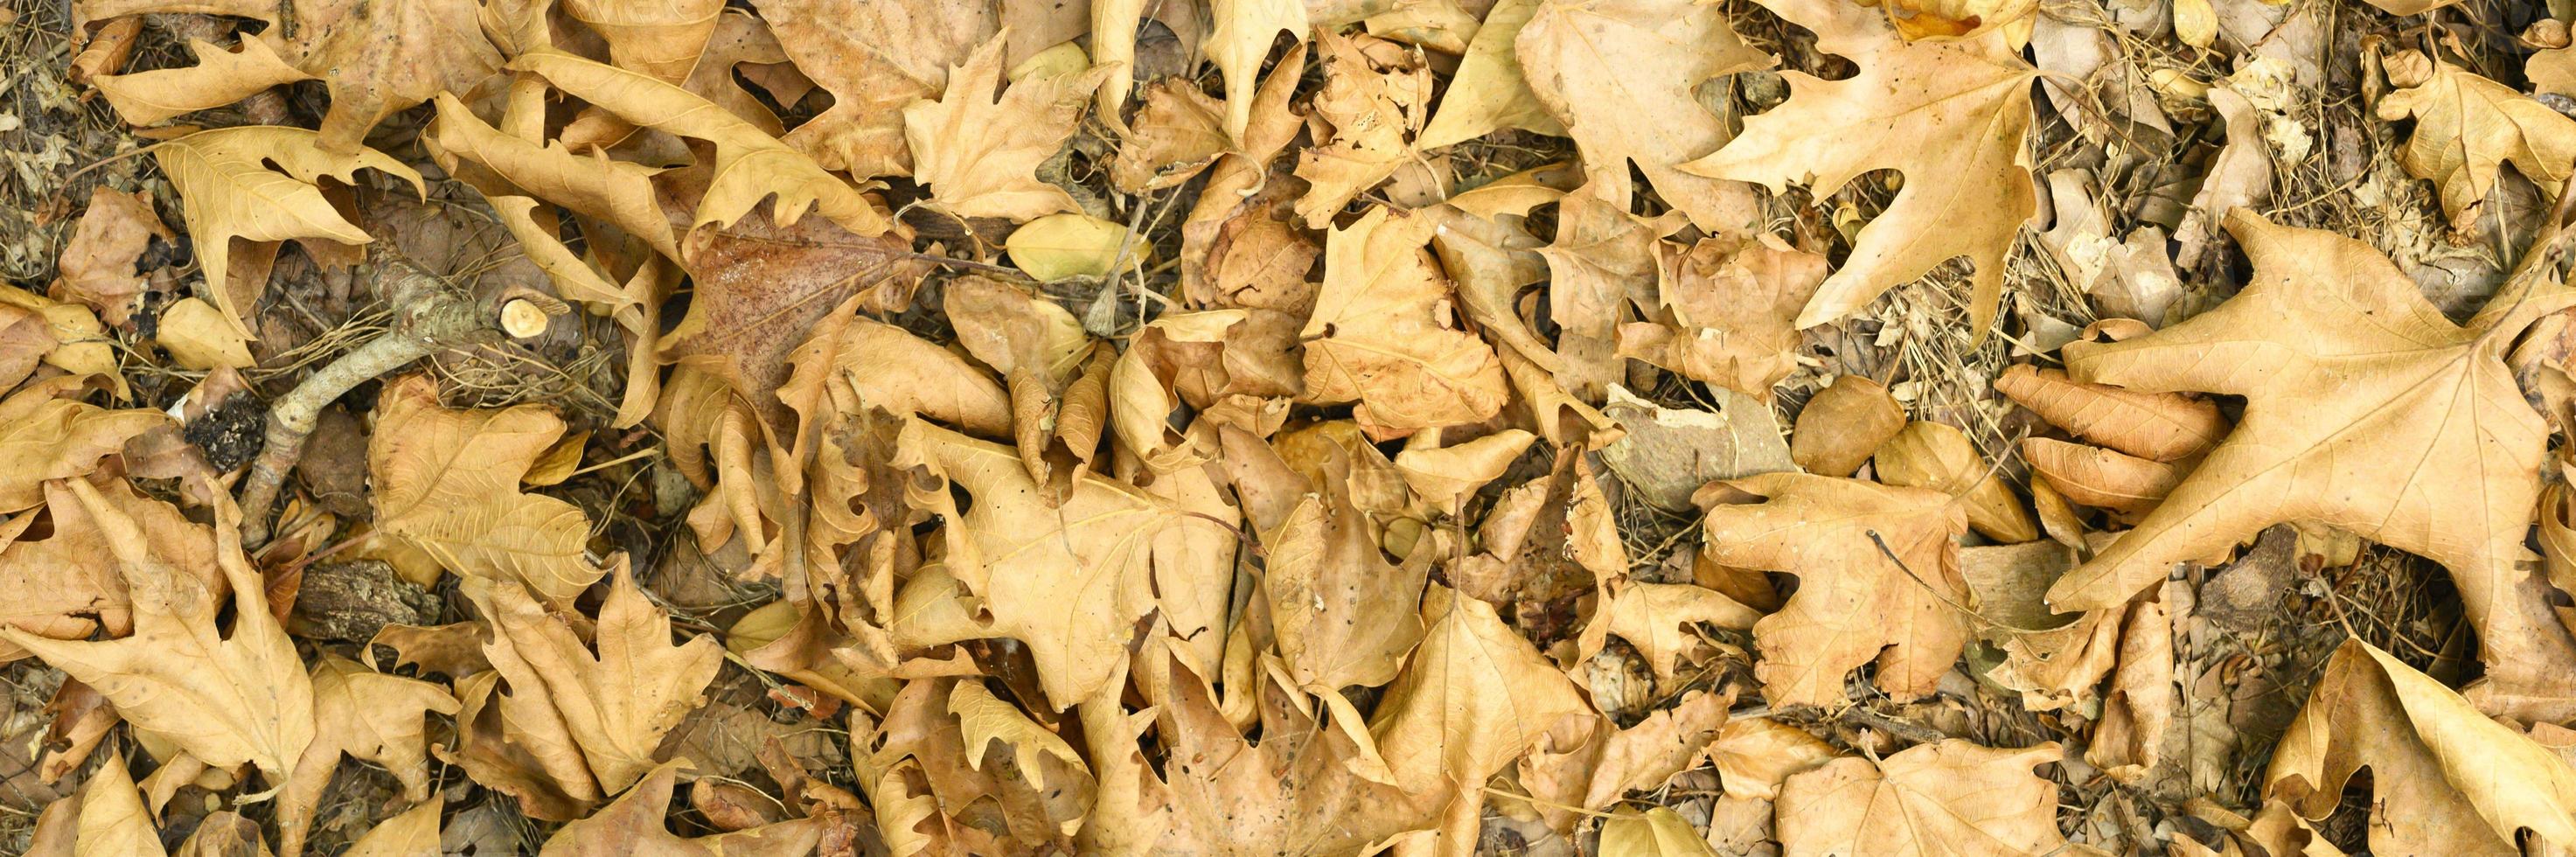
1994 363 2224 462
1788 374 1905 478
51 187 170 328
1872 420 2038 543
277 655 460 857
541 761 823 856
1415 0 1559 150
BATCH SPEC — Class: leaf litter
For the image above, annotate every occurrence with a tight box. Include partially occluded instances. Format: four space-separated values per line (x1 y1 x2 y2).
3 0 2576 853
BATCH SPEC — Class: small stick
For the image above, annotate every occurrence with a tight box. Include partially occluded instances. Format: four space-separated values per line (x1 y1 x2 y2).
238 248 491 547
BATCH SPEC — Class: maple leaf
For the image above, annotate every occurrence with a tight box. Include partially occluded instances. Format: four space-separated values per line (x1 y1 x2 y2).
87 38 310 127
560 0 723 82
1776 741 2077 855
472 563 725 796
151 127 424 338
1515 0 1772 233
77 0 500 152
746 0 993 178
1298 206 1509 437
902 34 1114 221
368 374 609 605
541 761 823 856
0 479 215 666
2044 211 2576 721
1373 587 1594 855
51 749 163 856
895 419 1186 707
2377 50 2576 237
2268 640 2576 853
1699 472 1971 707
1681 0 2040 333
1109 79 1230 192
276 655 461 857
426 94 683 262
2 477 314 784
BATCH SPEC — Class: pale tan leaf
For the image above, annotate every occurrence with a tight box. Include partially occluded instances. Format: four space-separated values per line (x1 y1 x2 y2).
1776 741 2073 856
902 35 1114 220
1299 206 1508 436
1416 0 1561 149
153 127 422 338
369 375 607 604
1681 0 2038 333
748 0 994 178
471 563 723 796
1517 0 1771 233
2377 50 2576 236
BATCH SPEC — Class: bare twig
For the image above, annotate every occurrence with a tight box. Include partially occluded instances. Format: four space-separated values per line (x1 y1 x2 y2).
238 247 492 547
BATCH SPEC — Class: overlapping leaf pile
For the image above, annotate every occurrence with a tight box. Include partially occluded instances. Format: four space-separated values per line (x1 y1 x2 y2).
7 0 2576 852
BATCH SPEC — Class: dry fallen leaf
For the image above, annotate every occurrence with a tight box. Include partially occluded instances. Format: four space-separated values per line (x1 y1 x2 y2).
1682 0 2039 333
150 127 423 337
471 562 723 797
2046 211 2576 721
1298 206 1509 437
3 477 314 784
1700 472 1971 706
50 187 169 328
903 34 1114 221
1776 740 2078 856
2267 640 2576 853
369 374 609 604
541 761 822 855
748 0 992 178
1516 0 1771 233
2377 50 2576 238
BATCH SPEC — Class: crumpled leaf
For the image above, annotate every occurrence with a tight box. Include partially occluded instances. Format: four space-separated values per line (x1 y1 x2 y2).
1516 0 1771 233
0 396 167 513
1682 0 2038 334
2045 211 2576 722
1264 444 1433 693
0 480 215 662
2 477 314 784
368 374 609 605
1700 472 1971 706
2377 50 2576 237
902 34 1115 220
1776 740 2077 856
51 187 171 328
1620 234 1828 400
1291 31 1430 226
2266 640 2576 854
1372 586 1592 856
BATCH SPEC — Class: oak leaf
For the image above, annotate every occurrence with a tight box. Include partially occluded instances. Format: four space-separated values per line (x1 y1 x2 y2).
368 374 609 605
748 0 994 178
902 34 1115 220
1516 0 1771 233
1299 206 1509 436
2377 50 2576 237
152 127 424 337
87 38 310 127
471 564 724 796
1775 740 2076 856
1681 0 2039 333
1699 472 1970 706
2044 211 2576 721
2 477 314 784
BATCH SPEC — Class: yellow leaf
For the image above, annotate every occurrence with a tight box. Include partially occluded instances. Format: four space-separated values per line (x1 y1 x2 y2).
1599 806 1717 857
1006 213 1144 281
